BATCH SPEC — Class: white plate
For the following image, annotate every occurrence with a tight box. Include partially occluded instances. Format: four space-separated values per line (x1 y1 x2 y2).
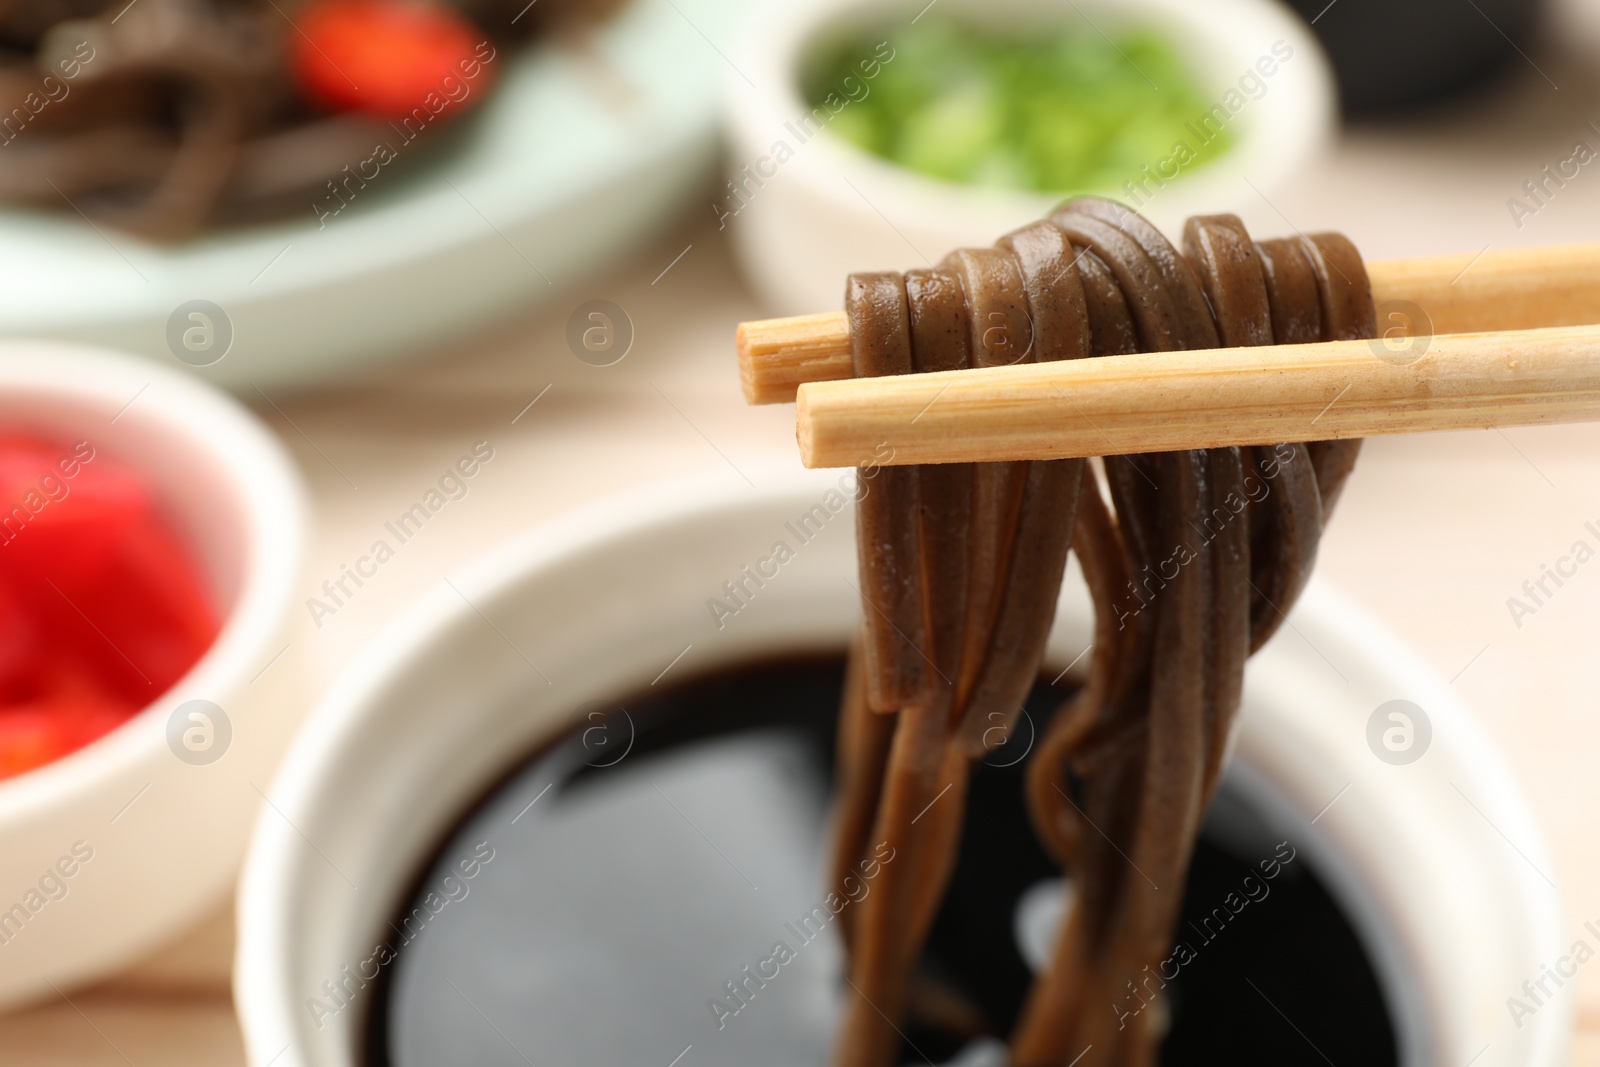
235 468 1566 1067
0 0 743 391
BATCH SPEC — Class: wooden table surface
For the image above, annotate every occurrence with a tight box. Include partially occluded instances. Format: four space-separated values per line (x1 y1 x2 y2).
9 12 1600 1065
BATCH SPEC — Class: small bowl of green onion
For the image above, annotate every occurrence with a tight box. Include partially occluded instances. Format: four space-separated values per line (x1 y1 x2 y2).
723 0 1335 315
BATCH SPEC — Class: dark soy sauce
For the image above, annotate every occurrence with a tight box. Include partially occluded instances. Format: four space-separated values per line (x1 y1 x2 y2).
368 656 1396 1067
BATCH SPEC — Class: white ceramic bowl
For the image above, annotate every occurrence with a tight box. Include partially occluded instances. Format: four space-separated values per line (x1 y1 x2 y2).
235 468 1565 1067
0 0 746 392
0 342 308 1008
724 0 1337 315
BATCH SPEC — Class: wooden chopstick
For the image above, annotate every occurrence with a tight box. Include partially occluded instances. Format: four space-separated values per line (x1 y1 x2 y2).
737 242 1600 404
794 324 1600 467
732 241 1600 467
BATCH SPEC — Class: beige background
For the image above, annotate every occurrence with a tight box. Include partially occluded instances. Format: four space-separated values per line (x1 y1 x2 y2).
8 8 1600 1064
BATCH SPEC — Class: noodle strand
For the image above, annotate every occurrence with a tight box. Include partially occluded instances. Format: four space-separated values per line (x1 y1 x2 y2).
836 198 1376 1067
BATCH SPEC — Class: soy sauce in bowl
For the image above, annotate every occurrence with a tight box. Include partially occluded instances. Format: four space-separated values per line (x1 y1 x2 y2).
367 657 1395 1066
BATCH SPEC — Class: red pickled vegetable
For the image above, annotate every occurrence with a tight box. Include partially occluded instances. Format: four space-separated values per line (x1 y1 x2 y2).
290 0 495 119
0 434 218 780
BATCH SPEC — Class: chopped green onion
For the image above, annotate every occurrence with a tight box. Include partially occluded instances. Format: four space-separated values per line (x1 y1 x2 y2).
803 18 1232 194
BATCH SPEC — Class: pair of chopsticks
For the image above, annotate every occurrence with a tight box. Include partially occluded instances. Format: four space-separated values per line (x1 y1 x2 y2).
735 243 1600 468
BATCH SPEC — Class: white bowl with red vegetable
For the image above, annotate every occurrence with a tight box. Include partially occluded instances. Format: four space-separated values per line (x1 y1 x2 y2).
0 341 308 1008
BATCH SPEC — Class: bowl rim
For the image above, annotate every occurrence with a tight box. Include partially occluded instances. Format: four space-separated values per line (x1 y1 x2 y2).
234 466 1567 1067
0 339 307 820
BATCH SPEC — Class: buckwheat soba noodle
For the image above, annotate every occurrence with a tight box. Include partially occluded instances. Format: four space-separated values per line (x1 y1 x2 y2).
831 197 1374 1067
